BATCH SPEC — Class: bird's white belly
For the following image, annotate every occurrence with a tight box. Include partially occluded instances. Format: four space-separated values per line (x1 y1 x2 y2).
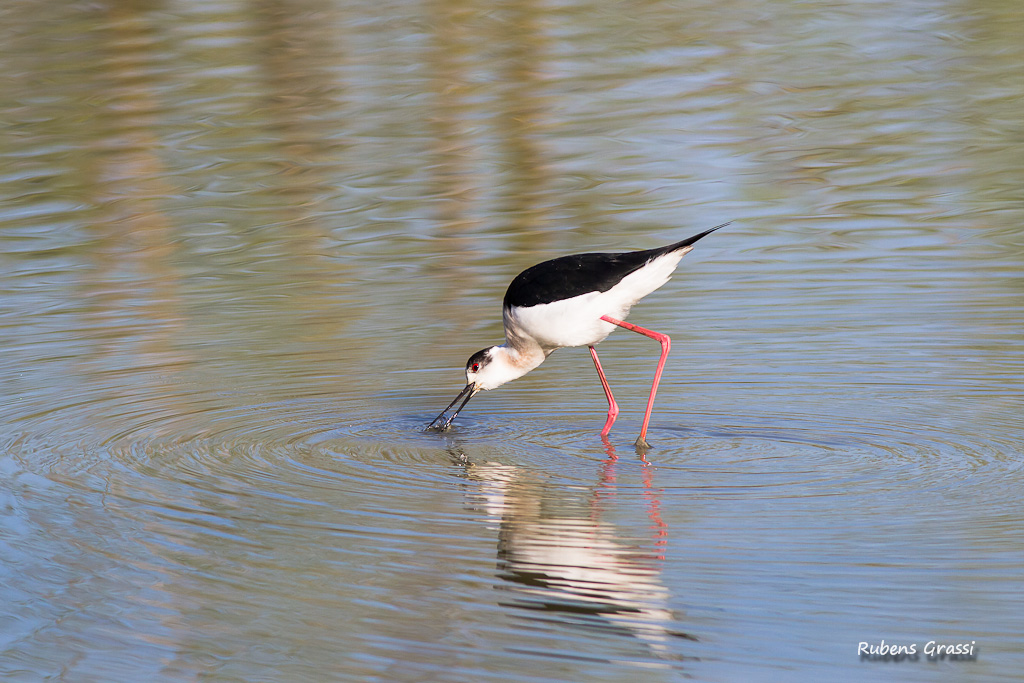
506 292 622 349
503 248 684 350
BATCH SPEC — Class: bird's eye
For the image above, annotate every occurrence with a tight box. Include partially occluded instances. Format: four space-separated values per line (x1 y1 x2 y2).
470 363 480 373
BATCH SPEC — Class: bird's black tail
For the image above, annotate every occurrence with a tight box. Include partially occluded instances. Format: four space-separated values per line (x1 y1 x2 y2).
666 221 731 252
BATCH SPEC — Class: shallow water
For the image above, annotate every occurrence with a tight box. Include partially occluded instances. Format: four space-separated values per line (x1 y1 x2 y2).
2 0 1022 680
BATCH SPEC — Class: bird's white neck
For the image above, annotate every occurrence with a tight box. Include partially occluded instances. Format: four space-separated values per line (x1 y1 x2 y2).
500 340 547 372
476 342 546 391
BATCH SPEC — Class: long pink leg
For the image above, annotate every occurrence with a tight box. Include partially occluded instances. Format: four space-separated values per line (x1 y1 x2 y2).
600 314 671 449
589 345 619 436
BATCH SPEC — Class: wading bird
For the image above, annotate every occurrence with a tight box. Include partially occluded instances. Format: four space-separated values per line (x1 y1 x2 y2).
427 223 727 448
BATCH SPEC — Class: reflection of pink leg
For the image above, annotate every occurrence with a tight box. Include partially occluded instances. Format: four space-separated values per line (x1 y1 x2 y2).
591 435 619 522
600 315 671 449
641 458 668 559
589 345 619 436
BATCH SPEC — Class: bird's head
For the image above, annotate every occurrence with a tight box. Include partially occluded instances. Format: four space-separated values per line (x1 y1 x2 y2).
465 345 518 391
426 345 535 431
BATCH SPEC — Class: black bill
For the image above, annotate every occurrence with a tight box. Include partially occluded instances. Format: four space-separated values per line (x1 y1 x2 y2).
426 383 476 431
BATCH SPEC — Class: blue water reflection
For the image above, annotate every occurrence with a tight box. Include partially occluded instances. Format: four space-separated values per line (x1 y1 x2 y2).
2 0 1022 679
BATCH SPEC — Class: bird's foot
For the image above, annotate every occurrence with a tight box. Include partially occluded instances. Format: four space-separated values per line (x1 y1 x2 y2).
634 435 651 452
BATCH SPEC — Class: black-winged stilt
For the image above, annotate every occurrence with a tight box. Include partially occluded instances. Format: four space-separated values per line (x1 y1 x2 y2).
428 223 727 448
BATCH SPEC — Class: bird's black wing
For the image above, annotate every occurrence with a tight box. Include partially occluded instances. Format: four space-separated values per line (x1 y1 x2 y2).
502 223 727 310
503 248 663 309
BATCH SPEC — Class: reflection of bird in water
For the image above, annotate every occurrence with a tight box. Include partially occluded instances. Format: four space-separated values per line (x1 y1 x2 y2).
429 223 727 448
452 443 695 667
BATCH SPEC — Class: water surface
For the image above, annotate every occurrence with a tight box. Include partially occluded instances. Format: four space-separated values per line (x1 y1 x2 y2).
1 0 1022 680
